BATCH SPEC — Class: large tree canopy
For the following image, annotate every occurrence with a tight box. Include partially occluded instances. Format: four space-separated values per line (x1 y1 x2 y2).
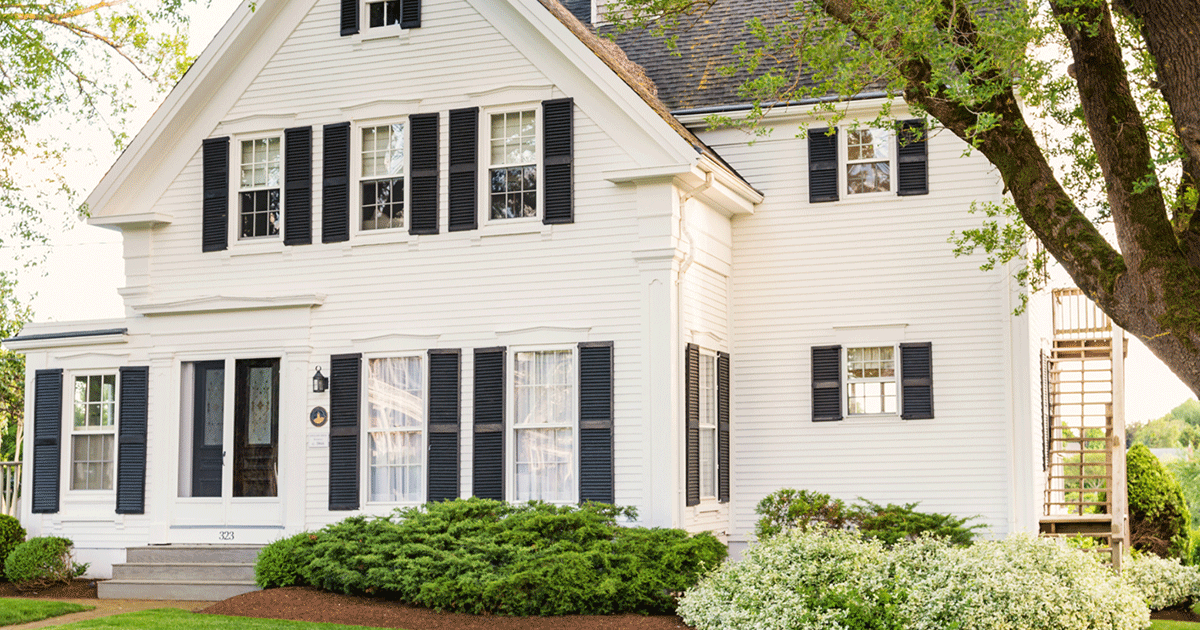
609 0 1200 397
1 0 193 257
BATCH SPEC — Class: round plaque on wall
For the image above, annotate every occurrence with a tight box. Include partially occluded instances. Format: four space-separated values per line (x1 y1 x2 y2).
310 406 328 428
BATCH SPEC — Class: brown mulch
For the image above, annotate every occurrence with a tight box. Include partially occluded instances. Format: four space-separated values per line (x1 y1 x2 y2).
0 578 97 599
1152 605 1200 622
201 587 695 630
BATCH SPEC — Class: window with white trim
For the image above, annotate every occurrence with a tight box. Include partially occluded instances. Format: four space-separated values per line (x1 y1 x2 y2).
846 346 897 415
698 351 717 499
238 136 282 239
71 374 117 491
513 349 574 502
366 357 424 503
360 123 405 231
367 0 401 27
845 128 891 195
489 110 538 220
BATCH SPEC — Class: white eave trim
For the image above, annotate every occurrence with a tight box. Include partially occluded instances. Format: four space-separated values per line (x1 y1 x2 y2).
87 212 173 229
132 294 326 316
3 328 129 351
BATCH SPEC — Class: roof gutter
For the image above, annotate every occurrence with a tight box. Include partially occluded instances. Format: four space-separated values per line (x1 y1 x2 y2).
670 91 891 117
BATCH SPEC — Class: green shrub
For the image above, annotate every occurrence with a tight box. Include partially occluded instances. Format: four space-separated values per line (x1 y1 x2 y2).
754 488 979 546
291 498 725 615
1121 552 1200 610
1128 443 1191 559
0 515 25 579
4 537 87 590
678 528 1149 630
255 532 314 588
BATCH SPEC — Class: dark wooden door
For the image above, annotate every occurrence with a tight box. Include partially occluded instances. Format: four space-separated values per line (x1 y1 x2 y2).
191 360 225 498
234 358 280 497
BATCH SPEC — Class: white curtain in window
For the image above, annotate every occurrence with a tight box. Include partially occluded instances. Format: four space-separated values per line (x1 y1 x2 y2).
367 357 424 502
514 350 574 501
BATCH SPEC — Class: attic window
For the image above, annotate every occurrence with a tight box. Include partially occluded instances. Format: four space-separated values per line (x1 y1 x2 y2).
368 0 401 27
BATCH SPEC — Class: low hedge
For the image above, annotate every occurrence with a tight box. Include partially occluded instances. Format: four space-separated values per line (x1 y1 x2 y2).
4 537 88 590
678 527 1149 630
256 498 726 615
755 488 980 545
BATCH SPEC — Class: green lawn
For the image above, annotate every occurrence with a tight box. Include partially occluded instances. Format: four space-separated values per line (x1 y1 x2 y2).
1153 622 1200 630
0 598 92 625
52 608 401 630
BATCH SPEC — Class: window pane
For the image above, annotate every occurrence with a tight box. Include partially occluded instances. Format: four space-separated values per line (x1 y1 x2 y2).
367 358 424 503
490 110 536 168
847 163 891 194
515 351 572 426
700 427 716 498
515 427 574 502
700 355 716 428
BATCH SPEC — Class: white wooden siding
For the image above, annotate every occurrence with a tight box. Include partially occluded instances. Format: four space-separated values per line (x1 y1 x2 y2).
699 114 1031 545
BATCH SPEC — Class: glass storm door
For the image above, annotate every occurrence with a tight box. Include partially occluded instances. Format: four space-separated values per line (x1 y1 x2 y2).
191 361 225 497
233 359 280 498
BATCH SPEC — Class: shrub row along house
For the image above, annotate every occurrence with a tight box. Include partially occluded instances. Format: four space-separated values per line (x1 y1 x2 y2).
6 0 1054 585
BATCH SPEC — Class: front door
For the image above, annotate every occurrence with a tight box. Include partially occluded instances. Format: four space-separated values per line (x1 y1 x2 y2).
172 358 284 544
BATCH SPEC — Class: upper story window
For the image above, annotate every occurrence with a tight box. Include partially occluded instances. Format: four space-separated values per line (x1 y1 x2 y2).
71 374 117 491
368 0 402 27
366 356 424 503
513 349 574 502
846 128 891 195
489 110 538 220
846 346 897 415
360 123 406 231
239 137 281 239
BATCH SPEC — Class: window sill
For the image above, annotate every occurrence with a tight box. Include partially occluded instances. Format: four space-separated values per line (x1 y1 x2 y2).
478 219 550 240
228 239 285 257
831 191 902 206
350 229 415 249
352 26 411 46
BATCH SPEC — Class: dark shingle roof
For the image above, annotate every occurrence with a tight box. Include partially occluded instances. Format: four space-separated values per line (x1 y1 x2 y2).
603 0 809 112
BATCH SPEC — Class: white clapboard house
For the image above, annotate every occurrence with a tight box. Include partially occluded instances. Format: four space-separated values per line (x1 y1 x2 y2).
5 0 1049 596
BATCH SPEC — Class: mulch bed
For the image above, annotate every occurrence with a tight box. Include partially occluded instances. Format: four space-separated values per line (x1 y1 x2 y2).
200 587 695 630
1152 605 1200 622
0 578 97 599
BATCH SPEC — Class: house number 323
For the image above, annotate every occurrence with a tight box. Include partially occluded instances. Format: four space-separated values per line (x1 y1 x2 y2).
219 531 235 541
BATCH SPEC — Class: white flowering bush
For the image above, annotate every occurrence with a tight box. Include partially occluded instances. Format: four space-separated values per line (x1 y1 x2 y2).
678 529 1151 630
1121 552 1200 610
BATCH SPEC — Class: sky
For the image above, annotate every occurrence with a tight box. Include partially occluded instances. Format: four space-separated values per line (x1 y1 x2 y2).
9 0 1198 428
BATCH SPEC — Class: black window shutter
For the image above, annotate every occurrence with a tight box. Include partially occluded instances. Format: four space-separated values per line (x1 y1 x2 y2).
322 122 351 243
542 98 574 225
717 351 730 504
427 349 460 502
808 128 839 203
685 343 699 507
896 119 928 196
448 108 478 232
329 353 361 510
202 137 229 252
578 342 613 504
409 113 439 235
473 347 505 500
812 345 842 422
31 369 62 514
116 367 149 514
340 0 358 36
401 0 421 28
284 126 313 246
900 343 934 420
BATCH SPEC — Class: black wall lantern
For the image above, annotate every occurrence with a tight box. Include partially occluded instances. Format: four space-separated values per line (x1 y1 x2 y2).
312 366 328 393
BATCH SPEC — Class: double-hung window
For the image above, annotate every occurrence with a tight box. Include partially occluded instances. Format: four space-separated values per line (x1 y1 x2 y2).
489 110 538 220
71 374 117 491
846 128 891 195
366 357 424 503
513 349 574 502
360 123 405 231
239 137 282 239
367 0 401 27
846 346 897 415
698 352 717 499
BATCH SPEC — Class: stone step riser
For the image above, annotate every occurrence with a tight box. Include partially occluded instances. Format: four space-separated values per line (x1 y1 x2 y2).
98 580 259 601
112 563 256 582
125 546 263 565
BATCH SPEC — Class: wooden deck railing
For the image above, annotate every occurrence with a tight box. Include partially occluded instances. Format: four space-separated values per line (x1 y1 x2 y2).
0 462 19 518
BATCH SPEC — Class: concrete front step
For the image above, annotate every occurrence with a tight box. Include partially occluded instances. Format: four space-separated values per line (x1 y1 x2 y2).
113 562 256 582
101 545 265 601
126 545 263 565
98 579 259 601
